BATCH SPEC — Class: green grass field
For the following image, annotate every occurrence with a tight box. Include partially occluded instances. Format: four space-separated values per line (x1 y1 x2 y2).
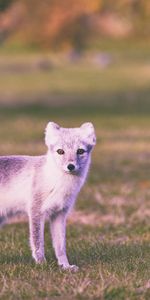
0 44 150 299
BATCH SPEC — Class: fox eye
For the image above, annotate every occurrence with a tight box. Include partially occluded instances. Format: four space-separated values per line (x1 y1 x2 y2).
57 149 65 155
77 148 86 155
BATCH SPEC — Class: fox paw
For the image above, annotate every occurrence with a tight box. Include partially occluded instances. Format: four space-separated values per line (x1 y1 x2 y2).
33 254 46 264
36 257 46 264
60 264 79 272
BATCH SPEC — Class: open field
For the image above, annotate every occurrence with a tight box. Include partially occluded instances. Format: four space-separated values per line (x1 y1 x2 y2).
0 39 150 114
0 45 150 299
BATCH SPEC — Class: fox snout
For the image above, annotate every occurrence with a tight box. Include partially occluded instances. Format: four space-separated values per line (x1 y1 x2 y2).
64 162 79 174
67 163 75 171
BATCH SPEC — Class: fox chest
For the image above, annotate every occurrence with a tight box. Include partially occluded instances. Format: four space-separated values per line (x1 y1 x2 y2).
41 177 81 214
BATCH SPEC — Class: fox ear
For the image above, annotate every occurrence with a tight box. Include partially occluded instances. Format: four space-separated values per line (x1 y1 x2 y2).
80 122 96 147
45 122 60 147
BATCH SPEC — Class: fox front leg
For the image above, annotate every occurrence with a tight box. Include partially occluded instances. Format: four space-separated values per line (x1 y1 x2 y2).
29 212 46 263
50 212 79 271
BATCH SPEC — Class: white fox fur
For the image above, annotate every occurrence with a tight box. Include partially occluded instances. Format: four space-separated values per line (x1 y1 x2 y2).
0 122 96 271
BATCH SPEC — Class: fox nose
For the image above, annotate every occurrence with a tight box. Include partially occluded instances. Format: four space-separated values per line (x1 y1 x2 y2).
67 164 75 171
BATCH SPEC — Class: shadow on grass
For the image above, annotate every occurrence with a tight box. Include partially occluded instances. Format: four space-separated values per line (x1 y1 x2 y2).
0 253 32 265
91 157 150 184
1 86 150 118
0 251 56 267
69 240 150 273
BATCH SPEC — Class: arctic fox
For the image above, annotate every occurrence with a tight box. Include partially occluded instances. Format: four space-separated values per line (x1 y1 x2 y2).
0 122 96 271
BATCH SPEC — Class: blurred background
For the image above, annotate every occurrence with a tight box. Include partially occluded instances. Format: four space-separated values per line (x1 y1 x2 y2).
1 0 150 114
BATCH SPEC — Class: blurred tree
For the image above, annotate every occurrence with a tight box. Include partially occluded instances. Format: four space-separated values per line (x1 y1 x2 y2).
0 0 150 50
16 0 100 50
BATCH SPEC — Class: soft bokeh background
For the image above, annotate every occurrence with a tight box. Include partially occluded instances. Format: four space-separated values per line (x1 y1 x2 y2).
1 1 150 299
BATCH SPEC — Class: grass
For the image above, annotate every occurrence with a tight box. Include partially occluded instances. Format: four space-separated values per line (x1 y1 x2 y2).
0 42 150 114
0 42 150 299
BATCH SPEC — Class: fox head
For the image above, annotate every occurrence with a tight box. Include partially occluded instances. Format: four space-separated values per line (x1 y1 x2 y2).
45 122 96 175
